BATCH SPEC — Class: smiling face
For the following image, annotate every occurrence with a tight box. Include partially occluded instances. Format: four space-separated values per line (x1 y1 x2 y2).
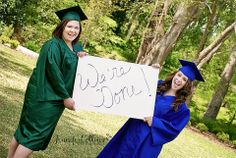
62 20 80 44
171 71 188 92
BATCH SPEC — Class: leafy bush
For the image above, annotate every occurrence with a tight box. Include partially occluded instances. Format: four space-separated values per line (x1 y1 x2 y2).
0 35 10 44
196 123 208 132
225 127 236 140
21 23 53 53
0 21 5 35
1 24 14 37
24 41 40 52
0 35 19 48
216 132 230 142
200 118 236 142
232 140 236 148
9 39 20 48
189 111 202 126
190 115 236 143
188 120 191 126
202 119 222 134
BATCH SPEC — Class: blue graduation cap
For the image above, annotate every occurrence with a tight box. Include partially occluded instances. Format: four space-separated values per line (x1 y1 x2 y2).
55 6 88 22
179 59 205 82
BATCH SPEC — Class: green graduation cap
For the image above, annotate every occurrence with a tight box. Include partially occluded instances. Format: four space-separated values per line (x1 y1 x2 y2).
55 6 88 22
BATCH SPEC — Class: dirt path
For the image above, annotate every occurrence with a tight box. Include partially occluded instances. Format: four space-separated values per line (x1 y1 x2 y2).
16 45 38 58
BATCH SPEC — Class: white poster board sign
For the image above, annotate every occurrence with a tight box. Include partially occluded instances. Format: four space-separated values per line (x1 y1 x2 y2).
72 56 159 119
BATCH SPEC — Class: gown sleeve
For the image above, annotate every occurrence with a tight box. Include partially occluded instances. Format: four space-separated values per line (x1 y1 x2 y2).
151 104 190 145
45 42 70 99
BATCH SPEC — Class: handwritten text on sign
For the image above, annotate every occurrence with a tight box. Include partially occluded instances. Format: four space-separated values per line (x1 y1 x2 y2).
72 56 159 119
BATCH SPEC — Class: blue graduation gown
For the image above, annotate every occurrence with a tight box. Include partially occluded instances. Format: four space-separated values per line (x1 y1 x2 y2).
97 90 190 157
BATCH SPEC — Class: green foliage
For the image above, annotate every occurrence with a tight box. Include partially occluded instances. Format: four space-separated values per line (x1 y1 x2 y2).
106 0 154 62
232 140 236 148
201 118 236 141
99 16 117 29
1 24 14 37
190 110 236 144
216 132 230 142
187 120 191 126
0 24 19 48
81 1 118 58
225 87 236 124
37 0 80 24
196 123 208 132
189 112 201 126
24 41 40 52
21 22 53 52
0 35 19 48
9 39 19 48
95 15 125 46
0 21 5 35
162 52 181 76
0 0 40 26
209 124 224 134
216 0 236 26
80 0 138 61
226 126 236 140
232 73 236 84
0 35 10 44
19 0 87 50
189 100 206 126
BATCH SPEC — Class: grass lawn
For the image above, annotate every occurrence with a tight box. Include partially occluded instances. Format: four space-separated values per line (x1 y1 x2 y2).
0 44 236 158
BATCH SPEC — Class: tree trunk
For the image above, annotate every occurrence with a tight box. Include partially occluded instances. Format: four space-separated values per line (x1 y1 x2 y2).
125 2 144 41
135 0 171 64
197 41 222 69
13 24 25 43
197 20 236 64
187 21 235 106
125 11 138 41
197 0 217 53
204 42 236 119
136 2 200 66
186 1 217 105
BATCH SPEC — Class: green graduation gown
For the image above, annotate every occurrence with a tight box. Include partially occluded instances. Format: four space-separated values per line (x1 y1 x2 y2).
14 37 83 151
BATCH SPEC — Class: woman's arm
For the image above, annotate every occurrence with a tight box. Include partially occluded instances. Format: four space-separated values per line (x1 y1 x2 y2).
145 105 190 145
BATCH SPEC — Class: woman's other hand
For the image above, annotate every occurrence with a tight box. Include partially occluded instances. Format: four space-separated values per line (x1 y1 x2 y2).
77 51 88 58
64 98 75 111
144 117 153 127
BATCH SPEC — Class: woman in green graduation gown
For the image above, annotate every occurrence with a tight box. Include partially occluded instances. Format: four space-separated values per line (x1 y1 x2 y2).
7 6 87 158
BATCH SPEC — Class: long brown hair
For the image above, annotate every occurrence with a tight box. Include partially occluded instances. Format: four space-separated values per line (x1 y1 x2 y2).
157 71 193 111
52 19 82 45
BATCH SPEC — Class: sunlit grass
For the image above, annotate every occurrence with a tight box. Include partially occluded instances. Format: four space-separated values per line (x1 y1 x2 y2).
159 127 236 158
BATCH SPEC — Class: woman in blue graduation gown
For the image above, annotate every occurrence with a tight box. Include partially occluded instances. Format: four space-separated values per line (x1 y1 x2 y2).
7 6 88 158
97 60 205 158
